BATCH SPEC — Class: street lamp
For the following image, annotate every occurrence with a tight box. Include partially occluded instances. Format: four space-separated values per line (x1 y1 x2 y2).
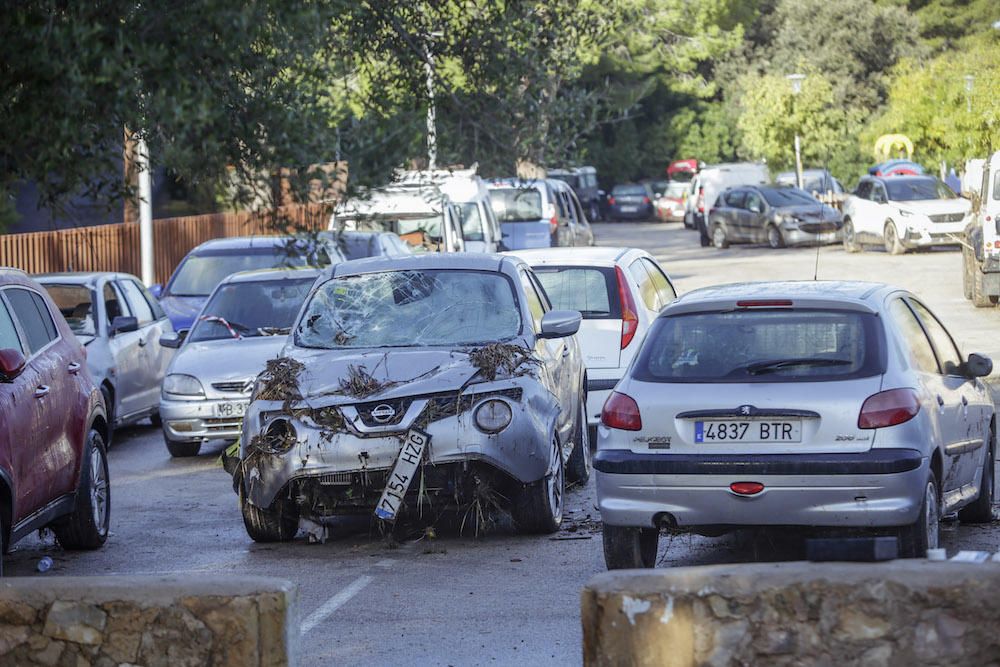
424 30 444 170
786 73 806 189
964 74 974 114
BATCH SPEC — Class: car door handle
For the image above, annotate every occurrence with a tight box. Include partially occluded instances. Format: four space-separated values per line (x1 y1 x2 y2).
68 362 81 374
138 337 147 347
34 385 50 398
561 345 571 359
961 396 968 406
937 395 945 407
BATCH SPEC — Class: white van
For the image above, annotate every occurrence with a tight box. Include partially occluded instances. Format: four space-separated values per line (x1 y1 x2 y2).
330 185 466 254
963 150 1000 306
683 163 769 244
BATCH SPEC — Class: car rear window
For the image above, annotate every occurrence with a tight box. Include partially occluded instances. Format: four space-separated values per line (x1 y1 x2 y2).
168 249 309 296
532 267 621 319
490 188 544 222
633 309 885 383
612 185 646 196
42 284 96 336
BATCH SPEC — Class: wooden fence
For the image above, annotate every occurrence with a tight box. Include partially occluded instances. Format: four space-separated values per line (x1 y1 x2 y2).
0 204 329 285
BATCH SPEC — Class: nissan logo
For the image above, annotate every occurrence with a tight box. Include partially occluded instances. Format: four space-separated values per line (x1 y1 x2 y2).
370 404 396 423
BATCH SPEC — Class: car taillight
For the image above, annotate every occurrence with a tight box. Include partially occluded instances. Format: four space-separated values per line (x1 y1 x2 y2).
696 187 705 213
730 482 764 496
614 265 639 349
608 196 616 206
736 300 793 308
858 388 921 429
549 216 558 232
602 391 642 431
643 196 650 204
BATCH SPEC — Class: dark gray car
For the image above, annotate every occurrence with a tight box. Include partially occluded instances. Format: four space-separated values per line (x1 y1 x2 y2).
708 185 843 249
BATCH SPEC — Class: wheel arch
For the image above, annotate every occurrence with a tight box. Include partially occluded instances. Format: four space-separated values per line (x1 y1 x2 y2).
0 468 13 552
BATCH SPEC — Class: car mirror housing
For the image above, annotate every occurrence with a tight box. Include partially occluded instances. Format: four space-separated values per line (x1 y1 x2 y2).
149 284 163 299
0 348 26 381
539 310 582 339
965 353 993 378
159 328 189 349
110 315 139 335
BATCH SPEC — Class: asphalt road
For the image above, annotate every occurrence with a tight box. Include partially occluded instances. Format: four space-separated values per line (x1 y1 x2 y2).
9 222 1000 666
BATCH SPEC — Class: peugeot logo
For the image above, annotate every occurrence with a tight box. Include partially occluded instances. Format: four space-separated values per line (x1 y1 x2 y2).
739 405 753 416
370 404 397 423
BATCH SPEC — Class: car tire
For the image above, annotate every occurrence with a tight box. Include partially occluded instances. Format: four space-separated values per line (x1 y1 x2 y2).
100 385 116 446
897 470 939 558
959 426 995 524
513 436 564 534
149 411 162 427
53 429 110 550
962 244 974 300
884 221 906 255
566 394 592 485
842 218 861 253
970 257 998 308
603 525 659 569
766 224 785 249
240 487 299 542
164 435 201 458
712 224 729 249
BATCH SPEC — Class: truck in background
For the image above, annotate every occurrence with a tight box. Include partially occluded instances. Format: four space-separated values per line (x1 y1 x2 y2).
963 151 1000 307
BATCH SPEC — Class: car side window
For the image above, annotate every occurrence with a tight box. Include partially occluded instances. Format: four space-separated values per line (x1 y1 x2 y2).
103 282 131 326
888 299 940 373
725 190 746 208
907 299 963 375
6 288 58 354
745 191 764 213
872 184 887 203
641 258 676 307
0 295 24 354
527 272 552 311
855 181 872 200
627 259 658 312
118 280 155 326
518 271 545 331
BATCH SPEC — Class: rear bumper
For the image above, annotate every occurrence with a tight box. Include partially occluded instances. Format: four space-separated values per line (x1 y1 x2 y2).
783 227 841 246
595 448 927 529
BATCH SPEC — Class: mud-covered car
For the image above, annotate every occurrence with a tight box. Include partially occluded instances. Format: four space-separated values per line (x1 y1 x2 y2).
232 253 589 541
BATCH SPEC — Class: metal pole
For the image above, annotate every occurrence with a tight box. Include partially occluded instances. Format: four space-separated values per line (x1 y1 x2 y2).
794 134 803 190
425 45 437 170
136 136 154 286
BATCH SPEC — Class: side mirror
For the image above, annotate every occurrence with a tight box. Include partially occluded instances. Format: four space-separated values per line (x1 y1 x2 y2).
0 348 26 381
149 284 163 299
160 328 189 349
110 316 139 335
965 353 993 378
539 310 582 339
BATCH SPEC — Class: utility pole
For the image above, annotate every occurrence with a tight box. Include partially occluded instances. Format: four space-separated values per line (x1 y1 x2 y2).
136 135 154 286
787 74 806 190
964 74 974 114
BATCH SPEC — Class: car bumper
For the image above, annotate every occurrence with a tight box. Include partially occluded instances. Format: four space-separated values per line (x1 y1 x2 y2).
594 448 927 529
160 397 249 442
903 225 964 247
611 208 653 220
783 227 841 246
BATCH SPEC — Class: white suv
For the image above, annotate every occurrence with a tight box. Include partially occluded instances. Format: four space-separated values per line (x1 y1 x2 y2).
506 247 677 441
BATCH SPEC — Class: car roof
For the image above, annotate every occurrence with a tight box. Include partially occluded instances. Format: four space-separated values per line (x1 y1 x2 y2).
868 175 935 184
336 187 446 217
35 271 136 286
332 252 519 278
190 236 297 253
219 267 323 285
666 281 896 315
504 247 641 266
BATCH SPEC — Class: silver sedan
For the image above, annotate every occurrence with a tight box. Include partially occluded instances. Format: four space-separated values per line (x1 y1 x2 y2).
596 281 995 568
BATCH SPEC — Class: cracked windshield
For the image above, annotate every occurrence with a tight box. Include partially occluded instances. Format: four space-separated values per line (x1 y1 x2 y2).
2 1 999 665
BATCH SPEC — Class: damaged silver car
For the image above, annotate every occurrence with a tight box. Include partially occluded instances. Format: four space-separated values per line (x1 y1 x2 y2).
233 254 589 541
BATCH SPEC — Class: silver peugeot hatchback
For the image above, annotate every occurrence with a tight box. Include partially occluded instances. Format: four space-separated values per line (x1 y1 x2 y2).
596 281 995 569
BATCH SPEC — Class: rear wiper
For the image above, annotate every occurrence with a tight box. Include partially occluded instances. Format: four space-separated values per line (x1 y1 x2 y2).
746 358 853 375
577 310 610 316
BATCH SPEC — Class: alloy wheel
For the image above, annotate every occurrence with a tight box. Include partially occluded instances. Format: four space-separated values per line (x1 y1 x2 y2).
90 446 109 534
924 480 939 550
546 438 564 524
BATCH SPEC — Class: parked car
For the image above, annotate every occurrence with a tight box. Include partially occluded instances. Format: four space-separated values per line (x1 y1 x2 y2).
667 159 698 182
488 178 572 249
507 247 677 443
325 230 412 261
654 181 689 222
962 150 1000 307
595 281 995 568
37 272 175 438
0 268 110 571
775 169 844 196
842 175 971 254
548 166 602 222
684 163 770 243
607 184 655 221
153 236 344 331
708 185 843 249
233 253 587 541
331 185 466 255
550 179 596 246
158 268 320 457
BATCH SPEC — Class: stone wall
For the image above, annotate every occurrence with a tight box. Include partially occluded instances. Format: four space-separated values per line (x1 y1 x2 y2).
0 575 296 667
581 561 1000 666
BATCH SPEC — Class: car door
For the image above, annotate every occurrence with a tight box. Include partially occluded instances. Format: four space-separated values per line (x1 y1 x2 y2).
907 298 990 498
103 280 144 420
868 182 891 239
118 278 172 414
568 190 594 246
744 190 768 242
720 189 746 239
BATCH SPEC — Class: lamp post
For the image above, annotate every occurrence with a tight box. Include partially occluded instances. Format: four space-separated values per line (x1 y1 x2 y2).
424 31 443 170
964 74 974 114
786 73 806 190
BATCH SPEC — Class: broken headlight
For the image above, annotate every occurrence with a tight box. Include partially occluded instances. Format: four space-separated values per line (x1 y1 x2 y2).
254 418 298 454
474 399 512 434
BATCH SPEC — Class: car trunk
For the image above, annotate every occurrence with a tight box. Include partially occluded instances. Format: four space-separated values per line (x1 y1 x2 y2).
577 320 622 369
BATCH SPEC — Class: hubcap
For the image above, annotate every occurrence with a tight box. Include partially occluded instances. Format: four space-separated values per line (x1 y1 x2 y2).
90 446 109 533
713 228 724 247
768 227 779 247
886 225 897 249
845 223 854 243
925 481 939 550
547 439 564 523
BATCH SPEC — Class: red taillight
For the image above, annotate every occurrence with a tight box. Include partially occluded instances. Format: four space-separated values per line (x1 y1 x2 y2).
643 196 650 204
608 196 616 206
736 300 793 308
730 482 764 496
858 388 921 429
696 187 705 213
614 265 639 349
549 216 558 231
602 391 642 431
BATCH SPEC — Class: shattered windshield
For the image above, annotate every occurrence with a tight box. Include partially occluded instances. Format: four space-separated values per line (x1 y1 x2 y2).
42 284 96 336
188 277 316 342
295 270 522 349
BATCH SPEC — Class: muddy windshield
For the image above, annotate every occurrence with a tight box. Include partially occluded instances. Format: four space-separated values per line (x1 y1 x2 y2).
296 270 522 349
189 277 315 342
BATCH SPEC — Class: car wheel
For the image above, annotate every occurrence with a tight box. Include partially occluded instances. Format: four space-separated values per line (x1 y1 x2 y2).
100 385 116 446
962 244 974 300
53 429 110 550
513 435 564 534
712 224 729 249
959 426 995 523
566 393 592 485
897 471 939 558
766 224 785 249
842 218 861 253
164 434 201 458
603 525 659 569
970 257 998 308
884 221 905 255
240 487 298 542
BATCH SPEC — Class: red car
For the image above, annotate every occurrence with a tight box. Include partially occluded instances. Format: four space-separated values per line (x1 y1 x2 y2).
0 268 110 572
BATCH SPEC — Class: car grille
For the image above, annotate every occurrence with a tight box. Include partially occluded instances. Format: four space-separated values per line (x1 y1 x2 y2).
212 380 253 394
203 417 243 433
316 469 390 487
354 398 414 428
930 213 965 223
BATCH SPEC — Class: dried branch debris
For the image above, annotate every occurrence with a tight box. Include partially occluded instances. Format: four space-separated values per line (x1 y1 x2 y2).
256 356 306 408
468 343 539 382
338 363 400 399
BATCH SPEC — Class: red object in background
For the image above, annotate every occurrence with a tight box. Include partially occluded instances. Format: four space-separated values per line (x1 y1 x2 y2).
667 159 699 178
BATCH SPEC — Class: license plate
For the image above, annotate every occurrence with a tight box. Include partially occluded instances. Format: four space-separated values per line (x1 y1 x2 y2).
695 420 802 443
374 429 429 522
215 401 248 418
621 205 638 212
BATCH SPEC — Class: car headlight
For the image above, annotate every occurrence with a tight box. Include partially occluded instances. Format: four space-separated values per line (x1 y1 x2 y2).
474 400 513 433
255 418 297 454
163 373 205 398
